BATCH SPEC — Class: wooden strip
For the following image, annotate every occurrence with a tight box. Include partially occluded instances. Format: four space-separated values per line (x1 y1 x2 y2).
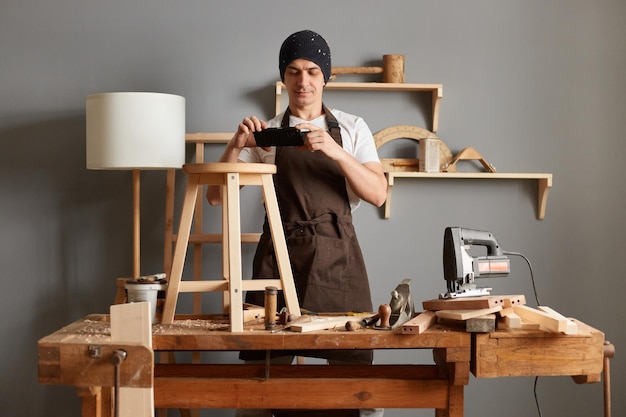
435 305 502 321
290 316 355 332
513 305 568 333
401 311 437 334
332 66 384 75
538 306 578 335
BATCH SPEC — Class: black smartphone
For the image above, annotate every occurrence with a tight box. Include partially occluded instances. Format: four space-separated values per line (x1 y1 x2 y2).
253 127 309 147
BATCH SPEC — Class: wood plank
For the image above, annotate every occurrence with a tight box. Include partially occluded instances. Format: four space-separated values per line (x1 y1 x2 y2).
110 302 154 417
290 316 355 332
503 295 526 307
423 296 503 311
155 377 450 409
155 363 440 379
423 295 525 311
435 306 502 321
401 311 437 334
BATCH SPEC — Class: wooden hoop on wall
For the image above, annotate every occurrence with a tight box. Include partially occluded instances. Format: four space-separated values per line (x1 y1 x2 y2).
373 125 453 171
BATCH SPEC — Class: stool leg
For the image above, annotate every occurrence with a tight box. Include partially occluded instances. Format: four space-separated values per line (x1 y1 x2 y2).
221 183 231 313
225 173 244 331
260 174 301 316
162 175 200 324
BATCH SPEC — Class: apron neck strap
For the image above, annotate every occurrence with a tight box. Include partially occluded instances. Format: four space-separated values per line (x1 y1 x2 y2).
281 104 342 144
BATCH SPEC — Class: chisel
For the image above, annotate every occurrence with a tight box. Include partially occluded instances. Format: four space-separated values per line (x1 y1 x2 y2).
345 314 380 331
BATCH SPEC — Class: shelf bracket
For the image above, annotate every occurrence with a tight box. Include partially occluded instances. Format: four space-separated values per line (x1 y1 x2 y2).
537 176 552 220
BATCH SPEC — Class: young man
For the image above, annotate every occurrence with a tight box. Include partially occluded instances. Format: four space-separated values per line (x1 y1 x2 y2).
208 29 386 417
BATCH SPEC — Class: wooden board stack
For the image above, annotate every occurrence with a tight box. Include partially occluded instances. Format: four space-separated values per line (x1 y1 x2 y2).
401 295 579 335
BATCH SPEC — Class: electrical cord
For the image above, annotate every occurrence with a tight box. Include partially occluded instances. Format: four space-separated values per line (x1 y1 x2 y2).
534 375 543 417
503 250 543 417
503 251 541 306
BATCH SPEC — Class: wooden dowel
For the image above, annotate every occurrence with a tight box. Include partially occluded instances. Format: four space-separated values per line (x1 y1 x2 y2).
332 66 383 75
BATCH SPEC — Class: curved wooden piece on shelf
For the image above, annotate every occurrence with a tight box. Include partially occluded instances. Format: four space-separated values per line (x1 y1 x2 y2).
373 125 453 172
443 147 497 173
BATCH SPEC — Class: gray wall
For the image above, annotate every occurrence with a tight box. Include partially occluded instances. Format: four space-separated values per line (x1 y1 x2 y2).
1 1 624 416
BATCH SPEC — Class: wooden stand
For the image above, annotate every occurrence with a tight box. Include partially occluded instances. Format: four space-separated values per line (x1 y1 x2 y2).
161 163 301 331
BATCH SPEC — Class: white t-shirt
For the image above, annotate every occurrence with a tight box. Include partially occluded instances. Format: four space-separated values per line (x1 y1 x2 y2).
238 108 381 211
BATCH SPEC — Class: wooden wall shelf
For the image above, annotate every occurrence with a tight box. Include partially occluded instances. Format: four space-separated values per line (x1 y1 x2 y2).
383 172 553 220
275 81 443 132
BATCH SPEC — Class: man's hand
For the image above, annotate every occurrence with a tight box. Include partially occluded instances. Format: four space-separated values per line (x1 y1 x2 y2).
232 116 270 150
296 122 343 160
295 123 387 207
207 116 269 205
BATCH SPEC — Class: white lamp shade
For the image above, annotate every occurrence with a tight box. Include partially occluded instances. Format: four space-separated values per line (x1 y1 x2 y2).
86 92 185 169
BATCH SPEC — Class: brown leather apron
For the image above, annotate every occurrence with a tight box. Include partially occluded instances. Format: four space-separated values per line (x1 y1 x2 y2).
243 105 373 366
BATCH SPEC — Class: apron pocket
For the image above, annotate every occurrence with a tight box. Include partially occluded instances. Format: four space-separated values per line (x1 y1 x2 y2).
288 234 351 292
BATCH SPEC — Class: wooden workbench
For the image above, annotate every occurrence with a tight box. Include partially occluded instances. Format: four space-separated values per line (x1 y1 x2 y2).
37 314 606 417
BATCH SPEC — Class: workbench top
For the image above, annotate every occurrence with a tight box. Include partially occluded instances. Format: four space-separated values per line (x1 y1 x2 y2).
39 313 471 351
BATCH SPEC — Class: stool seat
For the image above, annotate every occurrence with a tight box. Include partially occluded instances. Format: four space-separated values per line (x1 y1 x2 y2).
161 162 300 331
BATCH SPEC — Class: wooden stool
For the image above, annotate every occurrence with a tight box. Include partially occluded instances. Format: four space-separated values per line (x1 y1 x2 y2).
161 163 301 331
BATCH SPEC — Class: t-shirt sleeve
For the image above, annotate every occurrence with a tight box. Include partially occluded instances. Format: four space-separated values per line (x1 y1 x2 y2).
351 117 381 165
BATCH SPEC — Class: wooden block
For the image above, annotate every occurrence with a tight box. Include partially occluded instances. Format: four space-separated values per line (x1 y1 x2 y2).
513 305 568 333
503 312 521 329
466 314 496 333
435 305 502 321
110 302 154 417
243 304 265 323
401 311 437 334
502 295 526 308
538 306 578 335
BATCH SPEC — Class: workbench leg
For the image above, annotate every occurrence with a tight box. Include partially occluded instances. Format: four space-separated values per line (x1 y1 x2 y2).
435 384 464 417
77 386 112 417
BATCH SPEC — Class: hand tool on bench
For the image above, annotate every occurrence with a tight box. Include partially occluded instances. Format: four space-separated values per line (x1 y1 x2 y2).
374 279 415 330
345 313 380 331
